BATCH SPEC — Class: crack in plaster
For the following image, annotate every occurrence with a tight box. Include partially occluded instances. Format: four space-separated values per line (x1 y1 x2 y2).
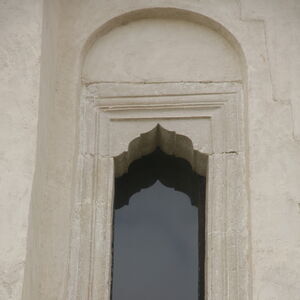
82 80 242 86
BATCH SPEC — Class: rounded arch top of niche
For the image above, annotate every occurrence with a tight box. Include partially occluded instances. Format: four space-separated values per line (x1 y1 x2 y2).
82 10 243 83
72 7 250 300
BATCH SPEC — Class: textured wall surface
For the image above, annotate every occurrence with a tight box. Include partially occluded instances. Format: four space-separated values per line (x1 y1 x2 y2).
0 0 299 299
240 1 300 298
83 18 241 82
0 1 42 299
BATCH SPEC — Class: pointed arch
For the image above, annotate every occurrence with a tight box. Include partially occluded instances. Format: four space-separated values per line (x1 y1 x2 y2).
114 124 208 178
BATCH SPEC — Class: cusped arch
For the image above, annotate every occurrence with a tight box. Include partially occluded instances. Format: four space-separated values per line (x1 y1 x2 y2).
114 124 208 177
114 147 206 209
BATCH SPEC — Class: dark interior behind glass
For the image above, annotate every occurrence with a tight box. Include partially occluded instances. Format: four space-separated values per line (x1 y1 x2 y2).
111 148 206 300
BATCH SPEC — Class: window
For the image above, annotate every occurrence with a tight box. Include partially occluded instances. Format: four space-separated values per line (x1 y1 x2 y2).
111 148 206 300
70 80 249 300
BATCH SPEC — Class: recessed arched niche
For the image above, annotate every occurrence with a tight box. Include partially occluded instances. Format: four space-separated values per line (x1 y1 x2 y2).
82 16 242 83
68 8 249 300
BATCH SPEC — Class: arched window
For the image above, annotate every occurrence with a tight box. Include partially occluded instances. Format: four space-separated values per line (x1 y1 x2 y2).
111 148 206 300
67 11 249 299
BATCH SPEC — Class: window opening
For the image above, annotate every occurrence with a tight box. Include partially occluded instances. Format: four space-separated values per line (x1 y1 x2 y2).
111 148 206 300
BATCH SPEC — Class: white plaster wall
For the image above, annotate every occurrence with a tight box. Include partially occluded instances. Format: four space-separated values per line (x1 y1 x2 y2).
241 0 300 138
241 1 300 298
0 1 43 299
22 1 65 299
83 18 241 82
0 0 299 300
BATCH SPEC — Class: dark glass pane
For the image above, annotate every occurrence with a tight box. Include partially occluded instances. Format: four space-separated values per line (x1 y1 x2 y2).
112 149 205 300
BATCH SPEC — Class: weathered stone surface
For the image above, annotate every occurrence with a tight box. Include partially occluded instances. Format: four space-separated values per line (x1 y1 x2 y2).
0 1 299 299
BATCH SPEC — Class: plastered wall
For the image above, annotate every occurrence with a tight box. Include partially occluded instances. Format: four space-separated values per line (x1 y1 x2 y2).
0 1 43 299
0 0 299 299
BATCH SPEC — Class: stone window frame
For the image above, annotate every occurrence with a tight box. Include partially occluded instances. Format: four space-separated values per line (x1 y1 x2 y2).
67 82 250 300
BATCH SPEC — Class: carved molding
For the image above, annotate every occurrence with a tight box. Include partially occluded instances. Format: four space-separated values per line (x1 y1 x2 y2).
67 81 249 300
82 82 243 157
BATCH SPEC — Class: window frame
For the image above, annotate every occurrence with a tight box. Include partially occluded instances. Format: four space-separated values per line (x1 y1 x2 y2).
67 82 250 300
